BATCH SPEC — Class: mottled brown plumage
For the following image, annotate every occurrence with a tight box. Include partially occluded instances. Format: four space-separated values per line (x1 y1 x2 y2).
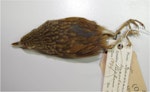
12 17 144 58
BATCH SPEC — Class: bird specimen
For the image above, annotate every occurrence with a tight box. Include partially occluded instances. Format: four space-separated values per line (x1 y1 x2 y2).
12 17 144 58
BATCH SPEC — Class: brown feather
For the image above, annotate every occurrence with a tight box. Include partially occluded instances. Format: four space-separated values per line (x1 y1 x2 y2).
12 17 114 58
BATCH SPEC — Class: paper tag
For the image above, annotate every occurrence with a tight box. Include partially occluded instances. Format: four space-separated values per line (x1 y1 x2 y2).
102 40 133 92
127 52 147 92
100 52 147 92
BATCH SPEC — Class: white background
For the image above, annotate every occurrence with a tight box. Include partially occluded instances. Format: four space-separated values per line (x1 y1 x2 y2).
1 0 150 91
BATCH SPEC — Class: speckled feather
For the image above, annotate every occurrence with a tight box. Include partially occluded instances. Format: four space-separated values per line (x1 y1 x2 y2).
12 17 114 58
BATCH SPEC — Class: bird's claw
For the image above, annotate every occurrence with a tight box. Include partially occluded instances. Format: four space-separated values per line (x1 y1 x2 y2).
115 19 145 36
126 19 145 30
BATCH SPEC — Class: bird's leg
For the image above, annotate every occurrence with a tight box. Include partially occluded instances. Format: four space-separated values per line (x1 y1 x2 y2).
107 30 130 49
107 19 145 49
102 29 115 37
126 36 132 46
